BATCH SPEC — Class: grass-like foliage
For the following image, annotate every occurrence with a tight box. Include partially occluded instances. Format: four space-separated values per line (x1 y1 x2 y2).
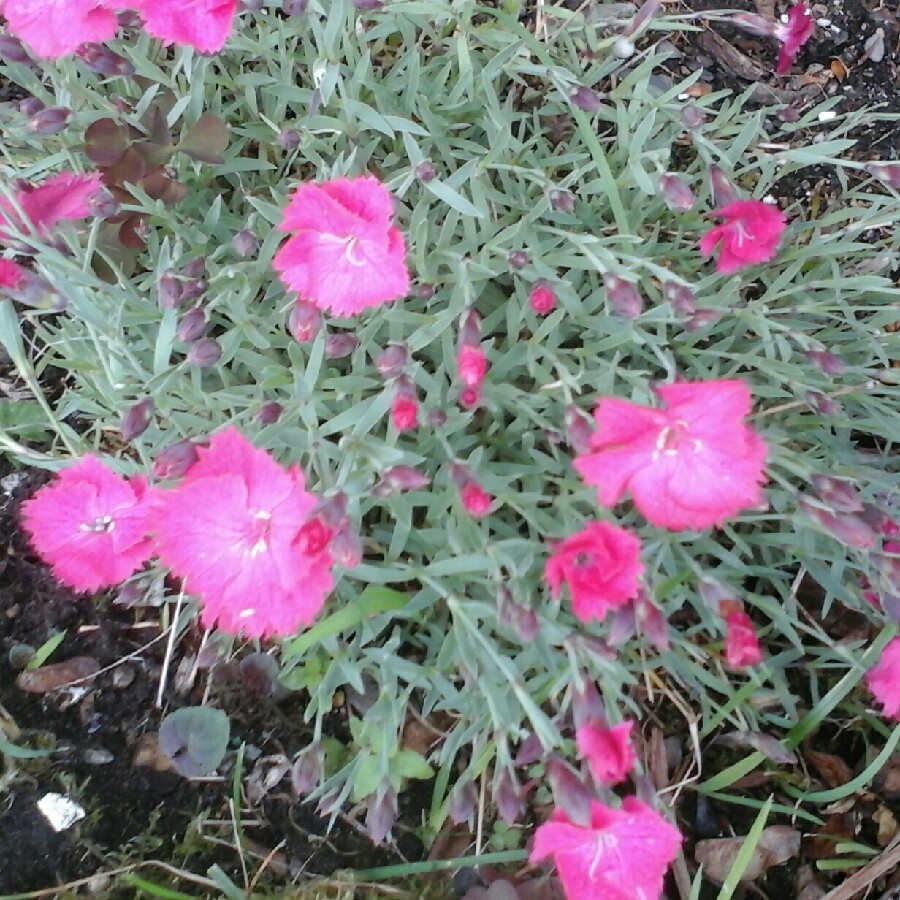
2 0 900 892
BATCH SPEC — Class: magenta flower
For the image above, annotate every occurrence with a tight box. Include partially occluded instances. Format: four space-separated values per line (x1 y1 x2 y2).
0 259 25 290
574 380 768 531
529 281 557 315
867 637 900 720
699 200 786 275
461 482 493 518
1 0 119 59
391 395 419 432
0 172 104 243
20 455 153 593
576 721 637 786
130 0 239 53
722 604 763 669
151 427 334 638
457 344 488 388
775 2 814 75
545 522 643 623
274 176 410 317
531 797 682 900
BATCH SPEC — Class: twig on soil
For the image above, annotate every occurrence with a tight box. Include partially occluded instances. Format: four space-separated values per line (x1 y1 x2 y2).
156 585 185 709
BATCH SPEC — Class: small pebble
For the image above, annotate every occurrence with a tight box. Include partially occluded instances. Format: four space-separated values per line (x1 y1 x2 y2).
37 793 86 832
83 747 114 765
817 110 837 122
111 665 136 689
16 657 100 693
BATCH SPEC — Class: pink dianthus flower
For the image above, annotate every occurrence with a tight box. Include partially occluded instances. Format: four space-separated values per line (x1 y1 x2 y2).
391 394 419 432
0 259 26 290
130 0 239 53
531 797 682 900
722 604 763 669
529 281 557 315
1 0 119 60
699 200 786 275
457 344 488 388
20 455 153 593
576 721 637 786
150 427 334 638
573 380 768 531
461 482 493 518
775 2 814 75
867 637 900 720
274 176 410 317
545 522 643 623
1 172 104 243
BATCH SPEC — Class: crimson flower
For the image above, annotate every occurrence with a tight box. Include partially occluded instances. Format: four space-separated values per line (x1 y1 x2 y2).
722 604 763 668
775 2 814 75
576 721 637 786
0 172 104 243
699 200 786 275
457 345 488 388
867 637 900 720
0 259 26 290
529 281 557 315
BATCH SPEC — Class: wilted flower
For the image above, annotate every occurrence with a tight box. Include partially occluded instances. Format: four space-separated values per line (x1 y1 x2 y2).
27 106 71 135
288 300 323 344
493 768 525 825
700 199 786 275
1 0 119 59
130 0 239 53
365 783 398 845
659 173 696 212
722 603 763 669
152 439 200 480
545 522 644 623
574 380 768 531
530 281 557 315
274 176 410 316
564 405 594 455
414 160 437 183
324 332 359 359
21 455 153 592
577 721 637 786
775 2 814 75
330 526 363 568
799 499 876 549
291 744 324 796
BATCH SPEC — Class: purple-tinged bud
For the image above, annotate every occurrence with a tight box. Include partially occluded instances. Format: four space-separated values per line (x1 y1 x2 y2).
232 229 259 258
177 308 208 343
493 768 525 825
698 578 734 614
258 402 283 425
77 44 134 76
117 9 142 26
624 0 663 35
497 588 539 642
414 160 437 183
800 498 877 549
777 106 802 123
659 173 696 212
352 0 383 9
546 756 592 828
681 105 706 131
181 278 208 302
365 784 398 845
606 602 638 647
18 97 44 118
157 270 183 310
564 404 594 454
291 744 324 796
806 390 842 416
27 107 71 135
88 188 120 219
120 398 154 442
0 35 32 64
811 475 863 513
571 678 606 730
186 337 222 368
288 300 323 343
375 343 408 378
508 250 529 270
458 308 482 348
325 332 359 359
276 127 300 150
603 273 643 319
548 188 576 213
730 11 778 37
514 732 545 768
662 280 696 315
867 163 900 189
316 492 348 528
152 439 199 480
570 85 603 112
316 787 343 818
805 348 845 376
181 257 206 279
427 409 447 428
412 282 435 300
710 166 740 208
378 465 430 494
330 527 363 568
684 309 722 332
448 780 478 826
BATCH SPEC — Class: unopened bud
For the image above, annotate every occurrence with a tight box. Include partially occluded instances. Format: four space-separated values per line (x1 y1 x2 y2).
181 257 206 279
177 308 207 343
508 250 529 270
412 282 435 300
276 128 300 150
529 281 557 315
811 476 863 513
806 390 842 416
325 332 359 359
288 300 323 343
546 756 592 827
659 173 696 212
181 278 207 302
458 385 482 410
681 105 706 130
805 348 845 376
376 465 430 495
291 744 324 796
158 270 183 310
120 398 154 442
77 44 134 76
427 409 447 428
662 280 696 315
186 337 222 368
88 188 119 219
684 309 722 332
564 404 594 454
458 308 482 348
570 85 602 112
549 189 576 213
710 165 740 207
330 527 363 568
258 401 283 425
375 343 408 377
414 160 437 182
603 272 644 318
636 594 670 651
232 229 259 258
152 439 198 479
493 769 524 825
0 35 32 64
800 498 877 549
27 107 71 135
18 97 44 117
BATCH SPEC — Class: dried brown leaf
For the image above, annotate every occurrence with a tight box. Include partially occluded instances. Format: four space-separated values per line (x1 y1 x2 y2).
807 749 853 788
695 825 800 883
718 730 797 765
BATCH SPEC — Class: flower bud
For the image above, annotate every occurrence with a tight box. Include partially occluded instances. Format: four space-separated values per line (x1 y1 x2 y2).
365 784 398 845
330 527 363 568
0 35 32 64
325 332 359 359
681 105 706 130
18 97 44 117
157 270 183 310
177 308 208 343
458 386 482 410
549 189 576 213
662 280 696 315
806 390 842 416
258 401 283 425
457 344 488 388
88 188 120 219
564 405 594 454
181 278 207 302
606 601 638 647
232 229 259 258
27 107 71 135
448 780 478 826
805 348 845 376
77 44 134 76
461 481 493 518
529 281 557 315
811 476 863 513
186 337 222 368
867 163 900 189
412 282 435 300
427 409 447 428
731 11 778 36
636 594 670 651
288 300 323 343
493 769 524 825
723 606 763 669
603 273 643 319
458 308 482 348
570 85 602 112
152 439 199 480
390 383 419 432
508 250 529 270
546 756 592 827
414 160 437 183
800 498 877 549
375 343 408 378
276 128 300 150
315 492 349 528
684 309 722 332
375 465 430 497
659 173 696 212
181 257 206 279
120 398 154 442
710 165 740 208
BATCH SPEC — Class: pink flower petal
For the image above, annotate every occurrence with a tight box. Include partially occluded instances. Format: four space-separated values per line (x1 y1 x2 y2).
131 0 239 53
2 0 119 59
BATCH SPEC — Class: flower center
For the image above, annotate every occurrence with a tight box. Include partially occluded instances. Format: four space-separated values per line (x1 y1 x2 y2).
588 830 619 880
652 419 702 460
730 219 754 247
245 510 272 558
80 515 114 534
319 234 367 267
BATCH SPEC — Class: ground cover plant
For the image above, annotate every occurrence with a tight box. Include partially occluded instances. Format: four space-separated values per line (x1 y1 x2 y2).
1 0 900 896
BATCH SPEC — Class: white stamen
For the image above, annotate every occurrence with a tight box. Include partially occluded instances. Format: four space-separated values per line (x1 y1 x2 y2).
239 608 256 619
